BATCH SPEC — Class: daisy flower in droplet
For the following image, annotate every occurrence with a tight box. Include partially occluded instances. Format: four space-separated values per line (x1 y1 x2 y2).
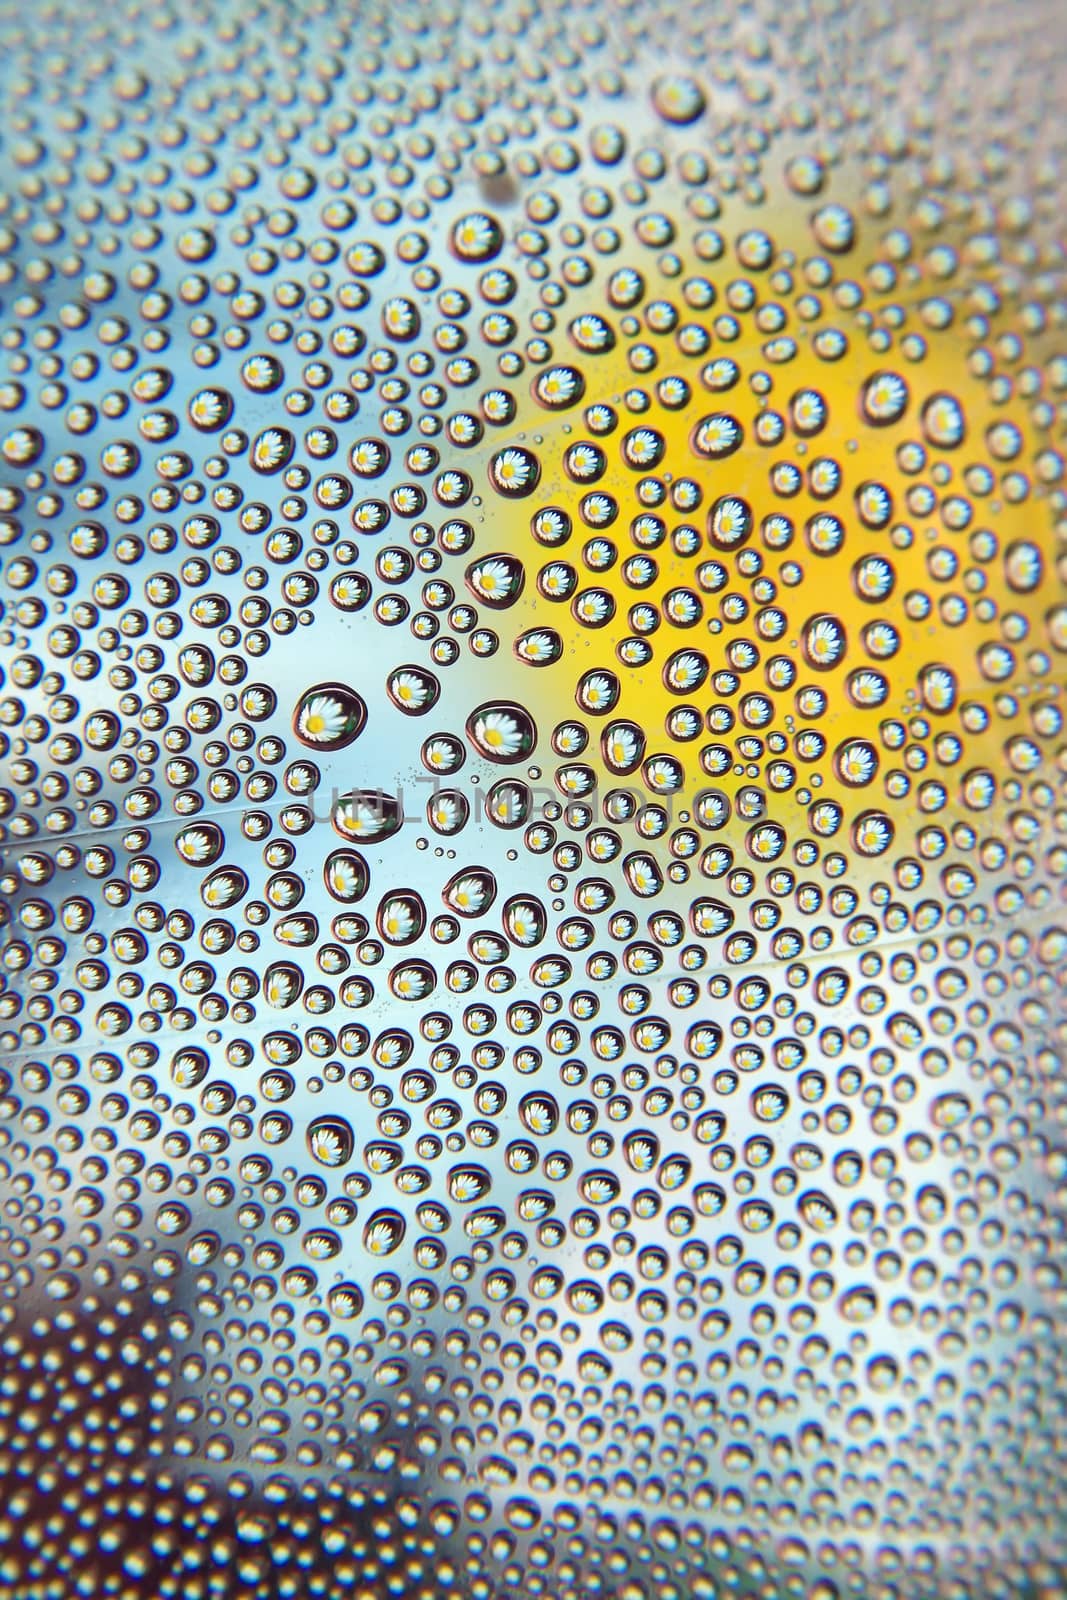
580 494 613 524
552 725 585 755
392 485 421 514
644 758 679 793
383 297 416 336
70 524 101 556
534 960 568 986
100 442 134 474
380 899 416 942
332 574 368 606
517 631 555 662
523 1100 555 1135
423 738 457 771
430 795 459 831
482 390 512 423
670 709 700 738
453 212 496 256
538 367 578 404
351 440 385 474
633 1021 666 1051
253 430 288 469
378 550 407 581
627 858 659 895
481 314 511 344
792 389 826 431
242 356 277 388
626 429 660 465
693 901 731 936
864 622 898 657
435 470 468 502
855 814 891 854
557 766 592 795
287 764 315 795
849 671 887 706
567 443 602 479
266 969 298 1006
190 596 225 625
808 459 840 496
449 1170 483 1202
696 414 741 454
534 508 567 542
581 674 614 710
629 951 660 979
507 904 541 944
375 1036 407 1067
922 667 956 710
177 829 215 864
364 1220 399 1255
450 414 480 444
84 713 115 748
575 592 607 620
806 618 844 666
857 482 891 524
713 498 749 543
540 564 572 598
605 727 637 769
486 785 522 825
393 966 429 1000
202 873 238 908
838 744 875 784
334 799 385 838
475 710 522 757
242 688 271 718
390 671 429 709
492 450 534 492
471 558 515 600
807 514 843 554
669 652 704 688
667 591 699 623
449 875 488 913
865 372 908 420
572 313 611 349
748 827 783 860
298 693 348 743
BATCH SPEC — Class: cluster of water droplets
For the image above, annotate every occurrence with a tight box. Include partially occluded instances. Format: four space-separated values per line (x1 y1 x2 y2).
0 0 1065 1596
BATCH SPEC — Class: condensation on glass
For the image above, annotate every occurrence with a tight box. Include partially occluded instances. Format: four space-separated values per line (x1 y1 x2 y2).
0 0 1065 1596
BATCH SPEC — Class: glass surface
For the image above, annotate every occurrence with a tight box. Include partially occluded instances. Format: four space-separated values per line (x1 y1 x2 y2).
0 1 1065 1595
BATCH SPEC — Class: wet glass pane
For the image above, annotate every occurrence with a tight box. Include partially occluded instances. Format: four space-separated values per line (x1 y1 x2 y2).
0 2 1065 1596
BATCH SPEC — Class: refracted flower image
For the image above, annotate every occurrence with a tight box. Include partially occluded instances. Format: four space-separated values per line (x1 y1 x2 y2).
0 0 1066 1596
